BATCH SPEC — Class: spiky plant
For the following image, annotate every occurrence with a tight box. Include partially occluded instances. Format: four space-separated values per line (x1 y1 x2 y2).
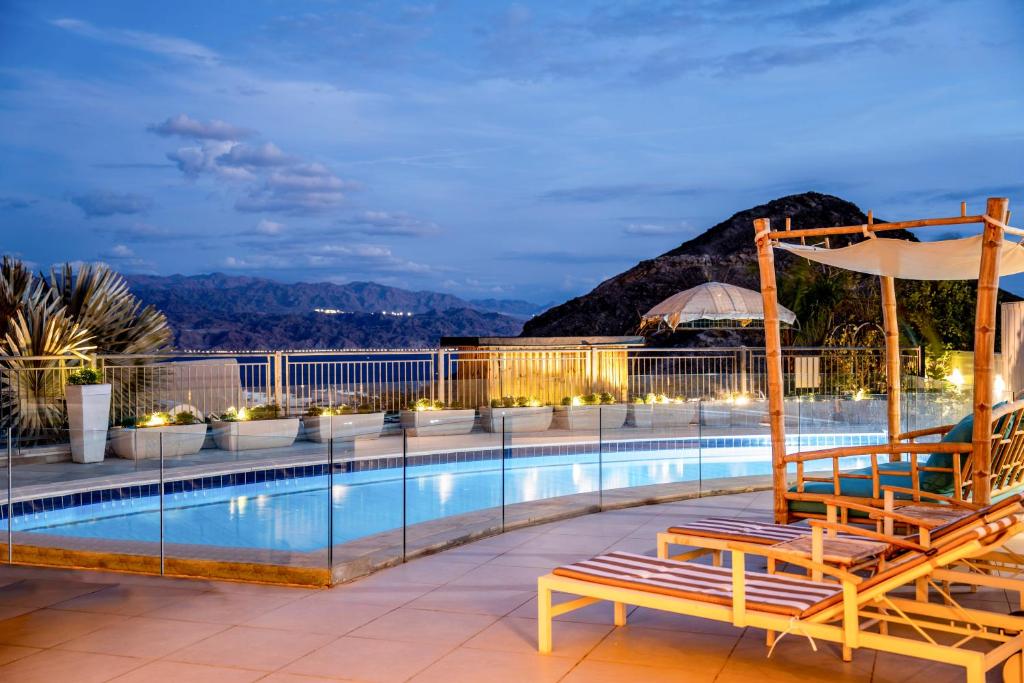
0 259 174 437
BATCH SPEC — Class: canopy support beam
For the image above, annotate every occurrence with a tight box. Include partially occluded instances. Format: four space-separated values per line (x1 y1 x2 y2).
971 197 1010 505
881 276 901 453
754 218 789 523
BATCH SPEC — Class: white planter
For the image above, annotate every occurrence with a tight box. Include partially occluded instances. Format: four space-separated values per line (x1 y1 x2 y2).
551 405 627 431
627 403 654 428
211 418 300 451
652 402 699 428
66 383 111 464
302 413 385 442
479 406 553 433
110 423 207 460
399 409 475 437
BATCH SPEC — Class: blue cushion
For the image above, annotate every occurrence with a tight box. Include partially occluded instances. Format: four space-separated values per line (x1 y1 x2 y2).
922 402 1009 490
789 461 918 499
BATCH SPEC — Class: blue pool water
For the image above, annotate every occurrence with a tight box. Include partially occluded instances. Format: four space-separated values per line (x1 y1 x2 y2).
13 439 881 553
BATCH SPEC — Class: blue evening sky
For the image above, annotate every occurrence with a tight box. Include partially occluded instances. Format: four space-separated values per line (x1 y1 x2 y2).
1 1 1022 303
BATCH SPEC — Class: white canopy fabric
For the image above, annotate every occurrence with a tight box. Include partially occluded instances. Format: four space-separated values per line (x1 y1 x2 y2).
775 235 1024 280
642 282 797 329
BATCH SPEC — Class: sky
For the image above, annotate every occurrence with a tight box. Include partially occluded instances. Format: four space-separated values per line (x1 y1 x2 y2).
1 0 1023 304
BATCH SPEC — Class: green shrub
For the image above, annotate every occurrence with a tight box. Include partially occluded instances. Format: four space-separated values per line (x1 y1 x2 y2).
67 368 102 385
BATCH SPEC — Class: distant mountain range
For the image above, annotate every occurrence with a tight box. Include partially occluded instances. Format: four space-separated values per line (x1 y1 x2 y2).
126 273 540 350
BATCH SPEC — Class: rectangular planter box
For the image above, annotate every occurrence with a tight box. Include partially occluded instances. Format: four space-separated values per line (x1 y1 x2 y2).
302 412 385 442
627 403 653 428
551 405 627 431
652 402 699 428
479 406 553 433
66 383 111 464
399 409 476 436
109 423 208 460
212 418 300 451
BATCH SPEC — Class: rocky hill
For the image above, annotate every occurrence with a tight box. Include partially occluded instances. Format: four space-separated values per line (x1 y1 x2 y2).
523 192 1019 349
126 274 529 349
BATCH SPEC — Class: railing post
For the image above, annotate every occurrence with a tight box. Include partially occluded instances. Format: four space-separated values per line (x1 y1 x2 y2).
159 431 165 576
436 348 446 405
273 351 284 414
327 422 334 572
740 347 748 396
6 428 12 564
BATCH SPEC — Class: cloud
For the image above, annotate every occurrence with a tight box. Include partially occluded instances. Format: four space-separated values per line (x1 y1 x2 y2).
217 142 293 167
222 241 436 277
339 210 440 237
540 183 705 203
70 190 153 218
148 114 253 141
0 195 37 210
235 164 358 214
256 219 285 235
98 244 155 271
51 18 219 63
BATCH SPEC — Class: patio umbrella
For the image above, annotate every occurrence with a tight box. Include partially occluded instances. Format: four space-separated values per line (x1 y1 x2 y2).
640 281 797 331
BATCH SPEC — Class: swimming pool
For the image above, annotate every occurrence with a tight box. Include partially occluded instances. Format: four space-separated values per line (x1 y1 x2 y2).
11 435 883 553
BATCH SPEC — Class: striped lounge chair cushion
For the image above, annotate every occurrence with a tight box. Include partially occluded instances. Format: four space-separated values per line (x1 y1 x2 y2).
553 551 842 617
666 517 863 545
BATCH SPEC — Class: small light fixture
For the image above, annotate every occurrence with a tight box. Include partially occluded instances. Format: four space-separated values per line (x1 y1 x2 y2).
947 368 965 390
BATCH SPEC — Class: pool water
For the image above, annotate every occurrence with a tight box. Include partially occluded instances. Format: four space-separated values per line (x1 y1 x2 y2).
14 440 881 553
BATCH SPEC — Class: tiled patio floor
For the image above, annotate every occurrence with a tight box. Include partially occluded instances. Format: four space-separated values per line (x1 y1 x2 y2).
0 490 1014 682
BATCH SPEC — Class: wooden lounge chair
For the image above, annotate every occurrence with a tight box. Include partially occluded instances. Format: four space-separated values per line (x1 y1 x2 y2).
783 400 1024 521
539 512 1024 682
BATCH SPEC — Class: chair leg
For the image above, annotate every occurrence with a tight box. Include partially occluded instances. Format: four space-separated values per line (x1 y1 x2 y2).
538 584 553 654
711 550 722 567
842 644 852 662
614 602 627 626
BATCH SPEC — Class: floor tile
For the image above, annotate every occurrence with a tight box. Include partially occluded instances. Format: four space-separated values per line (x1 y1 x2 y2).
57 614 227 658
284 635 452 682
0 578 112 608
0 648 145 683
560 658 709 683
109 659 266 682
244 596 393 635
52 583 205 616
169 625 335 671
351 607 495 645
463 615 611 658
409 646 576 683
407 586 533 616
0 608 120 648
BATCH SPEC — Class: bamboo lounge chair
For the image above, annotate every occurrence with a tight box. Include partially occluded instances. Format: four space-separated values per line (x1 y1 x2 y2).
538 511 1024 682
751 197 1024 524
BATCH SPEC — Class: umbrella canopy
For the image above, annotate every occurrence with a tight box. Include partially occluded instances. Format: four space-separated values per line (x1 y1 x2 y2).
641 282 797 331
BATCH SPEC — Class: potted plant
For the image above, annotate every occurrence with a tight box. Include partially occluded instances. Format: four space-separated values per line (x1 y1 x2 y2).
479 396 553 433
302 404 385 442
110 410 207 460
65 368 111 463
400 399 475 436
552 393 627 431
211 404 300 451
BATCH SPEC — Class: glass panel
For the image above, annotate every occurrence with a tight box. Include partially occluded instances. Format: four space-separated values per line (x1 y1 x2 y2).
330 411 406 583
503 402 601 528
601 399 696 508
401 412 502 559
11 428 161 573
160 421 330 583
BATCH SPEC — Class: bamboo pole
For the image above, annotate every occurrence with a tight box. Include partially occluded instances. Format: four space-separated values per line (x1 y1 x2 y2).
754 217 789 523
881 276 901 450
971 197 1010 505
767 214 982 240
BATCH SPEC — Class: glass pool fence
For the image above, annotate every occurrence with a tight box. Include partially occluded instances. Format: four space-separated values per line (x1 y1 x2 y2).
0 392 962 586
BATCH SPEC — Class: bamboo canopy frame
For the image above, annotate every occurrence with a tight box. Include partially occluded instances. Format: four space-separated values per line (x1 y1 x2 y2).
754 197 1013 523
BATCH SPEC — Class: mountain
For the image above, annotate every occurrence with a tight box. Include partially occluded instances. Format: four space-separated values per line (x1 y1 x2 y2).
522 192 1020 349
125 274 528 350
127 273 540 319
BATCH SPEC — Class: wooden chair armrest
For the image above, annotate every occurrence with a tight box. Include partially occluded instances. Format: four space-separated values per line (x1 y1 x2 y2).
721 540 862 584
807 520 935 554
896 424 954 441
879 485 980 509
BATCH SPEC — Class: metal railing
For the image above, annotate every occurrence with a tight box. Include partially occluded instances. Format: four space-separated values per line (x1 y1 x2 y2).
0 346 923 437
